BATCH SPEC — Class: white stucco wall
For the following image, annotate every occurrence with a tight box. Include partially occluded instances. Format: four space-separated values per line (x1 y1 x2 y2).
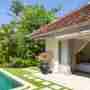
46 37 72 74
45 37 59 73
61 40 71 65
60 40 72 74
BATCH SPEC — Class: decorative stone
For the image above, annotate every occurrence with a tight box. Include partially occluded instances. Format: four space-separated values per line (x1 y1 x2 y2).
41 87 52 90
23 74 29 77
28 77 33 79
51 85 62 89
42 82 50 85
63 89 69 90
35 79 42 82
29 84 37 89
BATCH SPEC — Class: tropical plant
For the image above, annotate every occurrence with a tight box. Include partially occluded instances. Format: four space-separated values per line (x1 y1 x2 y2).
10 0 24 16
0 1 61 67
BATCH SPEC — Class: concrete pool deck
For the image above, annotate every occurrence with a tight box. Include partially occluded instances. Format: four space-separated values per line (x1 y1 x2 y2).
0 69 30 90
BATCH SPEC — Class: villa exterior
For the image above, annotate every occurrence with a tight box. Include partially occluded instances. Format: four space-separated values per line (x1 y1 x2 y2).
31 4 90 74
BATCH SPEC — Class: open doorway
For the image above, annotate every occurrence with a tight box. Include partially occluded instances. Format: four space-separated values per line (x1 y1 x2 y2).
75 42 90 76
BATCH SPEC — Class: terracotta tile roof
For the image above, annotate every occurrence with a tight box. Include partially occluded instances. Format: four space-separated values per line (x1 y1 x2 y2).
32 4 90 37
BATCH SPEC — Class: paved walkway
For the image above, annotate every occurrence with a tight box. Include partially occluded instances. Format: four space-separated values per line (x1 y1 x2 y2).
39 72 90 90
25 67 90 90
24 67 72 90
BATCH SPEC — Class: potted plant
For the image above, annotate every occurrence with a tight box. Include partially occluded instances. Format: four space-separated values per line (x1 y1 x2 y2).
38 50 53 74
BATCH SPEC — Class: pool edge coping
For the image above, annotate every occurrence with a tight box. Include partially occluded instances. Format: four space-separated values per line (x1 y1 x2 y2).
0 68 31 90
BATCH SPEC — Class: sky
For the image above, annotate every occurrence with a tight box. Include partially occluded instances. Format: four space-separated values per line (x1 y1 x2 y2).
0 0 89 25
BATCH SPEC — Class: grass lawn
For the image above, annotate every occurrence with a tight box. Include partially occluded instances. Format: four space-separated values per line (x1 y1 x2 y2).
5 67 72 90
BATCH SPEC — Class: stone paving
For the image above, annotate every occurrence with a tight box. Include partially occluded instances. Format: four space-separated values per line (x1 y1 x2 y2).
24 67 72 90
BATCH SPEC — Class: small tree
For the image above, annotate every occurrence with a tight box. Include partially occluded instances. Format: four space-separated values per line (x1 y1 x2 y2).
15 5 56 59
10 0 24 16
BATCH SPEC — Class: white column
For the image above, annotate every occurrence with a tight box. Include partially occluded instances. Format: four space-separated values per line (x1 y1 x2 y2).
46 37 59 73
60 40 71 74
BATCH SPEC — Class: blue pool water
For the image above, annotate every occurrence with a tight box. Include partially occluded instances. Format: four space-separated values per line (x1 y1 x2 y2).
0 72 22 90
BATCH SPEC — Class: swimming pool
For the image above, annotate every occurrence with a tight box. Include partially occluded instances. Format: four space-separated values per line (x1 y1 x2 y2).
0 72 22 90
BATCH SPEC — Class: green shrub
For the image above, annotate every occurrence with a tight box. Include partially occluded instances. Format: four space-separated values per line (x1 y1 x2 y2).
30 59 40 66
10 59 23 67
23 59 40 66
10 58 40 67
0 59 4 64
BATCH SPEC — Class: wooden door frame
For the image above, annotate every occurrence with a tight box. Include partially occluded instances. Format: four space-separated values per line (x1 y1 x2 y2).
75 52 81 64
